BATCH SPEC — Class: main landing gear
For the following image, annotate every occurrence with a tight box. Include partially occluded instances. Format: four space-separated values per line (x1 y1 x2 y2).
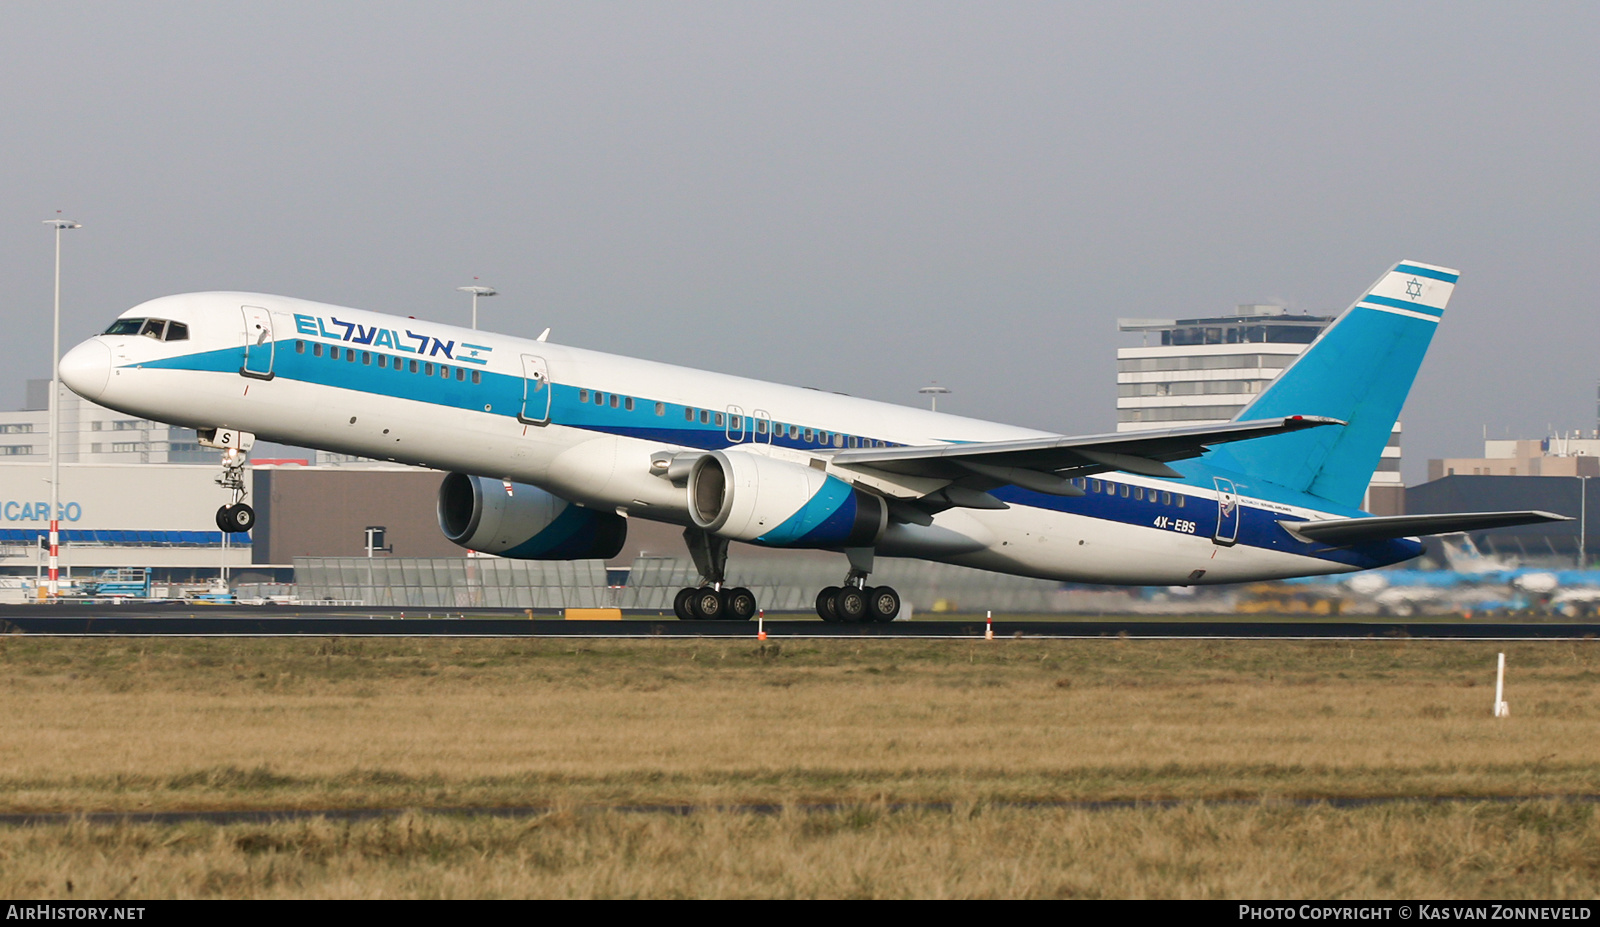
672 528 757 621
673 585 758 621
670 531 901 624
815 547 899 623
214 446 254 534
814 580 900 624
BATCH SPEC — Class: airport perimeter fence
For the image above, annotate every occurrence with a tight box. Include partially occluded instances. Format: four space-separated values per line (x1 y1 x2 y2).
293 555 1074 613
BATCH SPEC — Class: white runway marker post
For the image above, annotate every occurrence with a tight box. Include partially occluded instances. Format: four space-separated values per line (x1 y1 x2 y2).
1494 652 1510 718
985 610 994 641
757 609 766 642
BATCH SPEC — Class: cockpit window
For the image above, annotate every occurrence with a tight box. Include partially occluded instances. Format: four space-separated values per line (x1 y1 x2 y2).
104 318 145 336
105 317 189 342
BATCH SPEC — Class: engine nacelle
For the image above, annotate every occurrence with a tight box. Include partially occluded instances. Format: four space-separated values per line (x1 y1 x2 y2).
437 472 627 560
687 450 886 548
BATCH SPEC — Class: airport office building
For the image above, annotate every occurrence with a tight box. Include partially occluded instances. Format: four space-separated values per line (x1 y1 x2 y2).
1116 305 1405 515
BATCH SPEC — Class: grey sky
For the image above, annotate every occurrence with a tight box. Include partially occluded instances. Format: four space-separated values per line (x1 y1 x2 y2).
3 2 1596 481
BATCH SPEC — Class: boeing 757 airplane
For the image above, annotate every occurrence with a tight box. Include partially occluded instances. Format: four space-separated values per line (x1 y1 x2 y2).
58 260 1561 621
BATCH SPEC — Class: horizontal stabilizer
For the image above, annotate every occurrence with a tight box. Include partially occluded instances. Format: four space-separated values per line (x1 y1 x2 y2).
1285 511 1570 545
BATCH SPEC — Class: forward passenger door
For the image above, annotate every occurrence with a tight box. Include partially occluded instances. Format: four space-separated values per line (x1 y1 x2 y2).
520 355 551 425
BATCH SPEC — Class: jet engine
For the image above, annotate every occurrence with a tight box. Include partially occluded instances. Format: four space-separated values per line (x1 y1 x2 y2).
437 472 626 560
687 450 886 548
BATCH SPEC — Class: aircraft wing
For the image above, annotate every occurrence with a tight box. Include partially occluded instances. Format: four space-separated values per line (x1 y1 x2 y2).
1284 511 1571 545
830 415 1342 490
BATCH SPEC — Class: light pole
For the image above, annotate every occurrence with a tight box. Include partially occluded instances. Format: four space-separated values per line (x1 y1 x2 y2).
918 383 951 412
44 218 80 600
1580 475 1588 569
457 285 496 331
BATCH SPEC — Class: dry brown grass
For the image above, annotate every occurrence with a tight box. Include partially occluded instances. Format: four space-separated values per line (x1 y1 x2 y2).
1 635 1598 897
3 802 1598 899
2 636 1598 811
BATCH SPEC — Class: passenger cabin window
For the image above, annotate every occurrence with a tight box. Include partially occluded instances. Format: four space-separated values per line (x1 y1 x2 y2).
408 359 418 373
715 412 724 426
610 394 619 408
1176 495 1186 508
685 408 695 421
456 367 465 381
1160 491 1171 505
1134 487 1144 501
655 402 665 416
377 354 386 368
296 341 306 354
331 346 341 360
700 410 710 424
362 351 371 365
471 370 481 384
313 343 323 357
625 397 634 411
424 362 433 376
1120 483 1130 498
579 389 588 402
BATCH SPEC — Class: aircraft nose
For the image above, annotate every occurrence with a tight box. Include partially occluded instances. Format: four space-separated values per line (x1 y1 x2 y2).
60 339 112 402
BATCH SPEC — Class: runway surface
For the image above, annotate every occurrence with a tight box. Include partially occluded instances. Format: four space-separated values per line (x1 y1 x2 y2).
2 604 1597 639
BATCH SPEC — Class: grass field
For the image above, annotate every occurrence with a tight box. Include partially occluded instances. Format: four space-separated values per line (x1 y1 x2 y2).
1 635 1597 898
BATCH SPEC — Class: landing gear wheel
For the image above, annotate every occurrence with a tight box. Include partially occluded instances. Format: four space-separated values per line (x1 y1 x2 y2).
724 587 758 621
834 586 868 624
690 587 724 620
816 586 841 622
673 587 696 621
217 503 254 534
867 585 901 623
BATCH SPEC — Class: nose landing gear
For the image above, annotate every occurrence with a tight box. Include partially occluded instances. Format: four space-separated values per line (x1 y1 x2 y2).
203 431 256 535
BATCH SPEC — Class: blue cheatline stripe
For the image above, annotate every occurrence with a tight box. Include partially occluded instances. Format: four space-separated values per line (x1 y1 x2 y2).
757 476 855 546
139 344 908 456
129 340 1423 568
1395 264 1459 283
1361 294 1444 316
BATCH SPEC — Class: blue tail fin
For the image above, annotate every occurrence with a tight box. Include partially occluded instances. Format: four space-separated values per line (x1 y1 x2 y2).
1205 261 1459 508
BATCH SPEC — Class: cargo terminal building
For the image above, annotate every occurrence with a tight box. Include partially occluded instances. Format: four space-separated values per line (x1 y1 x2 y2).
0 382 256 597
